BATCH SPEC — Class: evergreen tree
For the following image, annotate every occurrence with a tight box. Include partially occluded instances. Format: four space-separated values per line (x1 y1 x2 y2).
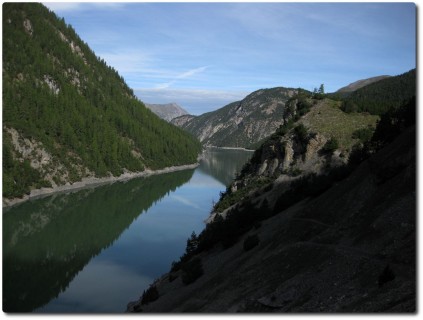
2 3 202 198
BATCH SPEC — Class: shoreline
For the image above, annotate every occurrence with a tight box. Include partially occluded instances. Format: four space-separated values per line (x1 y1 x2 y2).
3 163 199 209
206 145 255 152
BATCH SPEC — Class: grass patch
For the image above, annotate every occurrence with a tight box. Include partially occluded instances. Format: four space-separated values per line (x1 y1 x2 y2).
300 99 379 151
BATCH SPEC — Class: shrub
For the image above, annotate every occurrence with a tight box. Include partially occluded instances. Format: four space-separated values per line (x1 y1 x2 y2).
352 127 374 143
170 260 181 272
181 257 204 285
322 137 339 154
294 124 308 143
140 285 159 305
243 234 260 251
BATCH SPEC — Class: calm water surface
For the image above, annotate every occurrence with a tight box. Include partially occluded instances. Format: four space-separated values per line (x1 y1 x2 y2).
3 148 252 313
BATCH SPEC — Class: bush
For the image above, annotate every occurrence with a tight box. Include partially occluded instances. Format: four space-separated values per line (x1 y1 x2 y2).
322 137 339 154
294 124 308 143
352 127 374 143
170 260 181 272
140 285 159 305
181 257 204 285
243 234 260 251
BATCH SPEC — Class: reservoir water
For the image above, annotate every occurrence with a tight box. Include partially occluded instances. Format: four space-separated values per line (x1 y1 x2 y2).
3 148 252 313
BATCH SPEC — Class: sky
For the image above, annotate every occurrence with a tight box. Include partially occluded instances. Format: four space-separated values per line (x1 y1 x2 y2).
43 2 416 115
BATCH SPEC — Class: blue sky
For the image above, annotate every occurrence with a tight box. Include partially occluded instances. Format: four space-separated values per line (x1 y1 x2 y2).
44 2 416 115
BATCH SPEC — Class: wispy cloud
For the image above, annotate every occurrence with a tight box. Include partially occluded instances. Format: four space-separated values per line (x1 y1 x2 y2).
43 2 125 12
170 195 200 210
46 2 415 115
155 66 209 89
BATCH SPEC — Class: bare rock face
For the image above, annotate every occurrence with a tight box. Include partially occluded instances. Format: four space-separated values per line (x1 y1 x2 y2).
23 19 33 35
171 114 196 127
145 103 189 122
172 87 298 148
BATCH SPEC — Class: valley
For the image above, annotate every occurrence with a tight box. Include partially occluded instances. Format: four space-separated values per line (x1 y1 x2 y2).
2 2 416 315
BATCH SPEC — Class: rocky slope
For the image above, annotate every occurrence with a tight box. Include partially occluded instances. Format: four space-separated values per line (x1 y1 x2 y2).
144 102 189 122
220 98 378 208
128 117 415 313
171 87 300 148
171 114 197 127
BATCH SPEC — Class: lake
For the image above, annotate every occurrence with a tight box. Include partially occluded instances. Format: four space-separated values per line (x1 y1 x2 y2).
2 148 252 313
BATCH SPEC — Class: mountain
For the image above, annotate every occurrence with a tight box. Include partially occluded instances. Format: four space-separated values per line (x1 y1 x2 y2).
171 87 304 149
340 69 416 115
211 97 379 214
128 96 416 313
144 103 189 122
2 3 201 200
336 75 391 93
171 70 415 149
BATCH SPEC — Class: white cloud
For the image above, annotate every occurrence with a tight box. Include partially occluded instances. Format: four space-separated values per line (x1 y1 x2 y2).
43 2 82 12
43 2 124 13
170 195 201 210
155 66 209 89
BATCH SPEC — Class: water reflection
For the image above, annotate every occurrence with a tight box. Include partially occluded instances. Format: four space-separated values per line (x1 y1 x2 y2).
199 147 253 186
3 170 194 312
3 148 253 313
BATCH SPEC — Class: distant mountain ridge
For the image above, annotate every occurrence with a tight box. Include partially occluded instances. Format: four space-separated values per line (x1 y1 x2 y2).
144 102 189 122
336 75 391 93
171 87 301 148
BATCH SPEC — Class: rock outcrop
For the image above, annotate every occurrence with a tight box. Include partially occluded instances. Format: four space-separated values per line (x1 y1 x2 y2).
144 103 189 122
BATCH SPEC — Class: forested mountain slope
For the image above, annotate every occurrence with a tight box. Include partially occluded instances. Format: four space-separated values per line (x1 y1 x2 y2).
171 87 303 148
3 3 201 199
335 75 390 94
339 69 415 114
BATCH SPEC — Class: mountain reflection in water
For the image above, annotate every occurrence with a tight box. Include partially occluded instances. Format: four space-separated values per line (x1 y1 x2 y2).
3 148 252 313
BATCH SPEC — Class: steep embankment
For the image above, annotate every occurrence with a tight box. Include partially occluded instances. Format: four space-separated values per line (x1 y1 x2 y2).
171 87 300 148
128 107 415 312
2 3 201 201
